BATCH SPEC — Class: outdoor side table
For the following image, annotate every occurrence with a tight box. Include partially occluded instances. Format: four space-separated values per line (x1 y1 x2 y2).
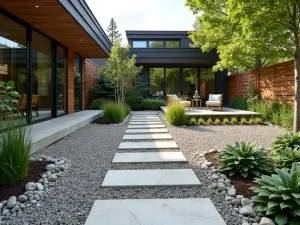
191 98 202 109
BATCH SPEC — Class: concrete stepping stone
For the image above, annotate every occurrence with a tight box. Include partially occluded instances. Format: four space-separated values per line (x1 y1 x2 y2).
125 128 168 133
129 121 164 125
118 141 178 149
85 198 226 225
128 124 166 129
102 169 201 187
131 112 158 115
112 152 187 163
123 134 172 140
130 119 163 122
131 117 160 120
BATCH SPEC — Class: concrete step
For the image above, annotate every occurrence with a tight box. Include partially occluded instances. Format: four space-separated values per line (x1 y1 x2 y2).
112 152 187 163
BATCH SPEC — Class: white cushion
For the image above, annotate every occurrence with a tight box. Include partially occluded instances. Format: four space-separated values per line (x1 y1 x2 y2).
208 94 222 101
179 101 191 104
168 94 178 101
206 101 221 104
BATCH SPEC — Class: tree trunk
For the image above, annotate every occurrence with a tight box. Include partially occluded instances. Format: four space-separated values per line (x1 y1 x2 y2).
294 58 300 132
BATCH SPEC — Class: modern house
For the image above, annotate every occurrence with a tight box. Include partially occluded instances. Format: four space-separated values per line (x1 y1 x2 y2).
126 31 228 104
0 0 111 123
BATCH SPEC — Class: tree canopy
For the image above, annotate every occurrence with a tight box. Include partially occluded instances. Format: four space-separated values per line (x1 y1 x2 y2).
106 18 122 45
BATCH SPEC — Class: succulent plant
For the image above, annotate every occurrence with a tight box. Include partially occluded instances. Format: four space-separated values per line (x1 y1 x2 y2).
207 117 213 124
214 118 221 125
240 117 247 124
255 117 262 124
198 118 205 125
251 163 300 225
271 132 300 154
223 117 229 124
248 118 255 124
217 141 273 178
189 117 197 125
273 148 300 169
231 117 238 124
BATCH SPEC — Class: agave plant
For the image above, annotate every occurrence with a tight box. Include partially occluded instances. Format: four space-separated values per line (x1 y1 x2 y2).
217 141 273 178
273 148 300 169
251 163 300 225
271 132 300 154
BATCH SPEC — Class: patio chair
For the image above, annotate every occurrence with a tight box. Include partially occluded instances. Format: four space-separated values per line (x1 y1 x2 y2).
206 94 223 111
17 94 40 117
167 94 191 110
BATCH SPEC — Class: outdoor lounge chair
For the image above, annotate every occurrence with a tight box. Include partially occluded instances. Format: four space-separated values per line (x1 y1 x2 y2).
167 94 191 110
206 94 223 111
17 94 40 117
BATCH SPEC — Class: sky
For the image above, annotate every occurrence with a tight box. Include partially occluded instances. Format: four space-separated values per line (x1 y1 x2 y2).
85 0 197 44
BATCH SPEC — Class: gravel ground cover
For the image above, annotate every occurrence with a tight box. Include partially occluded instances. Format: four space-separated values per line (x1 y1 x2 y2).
4 113 286 225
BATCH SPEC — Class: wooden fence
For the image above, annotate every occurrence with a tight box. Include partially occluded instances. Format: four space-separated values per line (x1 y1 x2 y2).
228 60 295 104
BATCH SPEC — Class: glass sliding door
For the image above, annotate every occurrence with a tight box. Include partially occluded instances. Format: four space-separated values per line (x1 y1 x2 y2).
150 68 164 97
183 68 198 97
74 54 82 111
57 45 66 115
166 68 180 96
200 68 215 100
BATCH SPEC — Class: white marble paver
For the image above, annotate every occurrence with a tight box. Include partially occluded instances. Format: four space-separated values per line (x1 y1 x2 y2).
102 169 201 187
84 198 226 225
128 124 166 129
125 128 168 133
112 152 187 163
129 121 164 125
122 134 172 140
118 141 178 149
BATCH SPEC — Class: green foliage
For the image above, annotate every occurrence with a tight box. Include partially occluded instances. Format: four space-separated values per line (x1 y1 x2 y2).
189 117 197 125
207 117 213 124
166 104 187 126
125 90 144 110
240 117 247 124
272 112 281 126
217 141 273 178
90 71 114 100
231 117 238 124
279 103 294 129
251 163 300 225
255 117 262 124
248 118 255 124
0 119 32 185
141 99 166 110
123 104 131 116
228 96 248 110
198 118 205 125
223 117 229 125
106 18 122 45
103 103 125 124
89 99 106 110
271 132 300 154
215 118 221 125
273 148 300 169
0 81 20 112
247 81 260 106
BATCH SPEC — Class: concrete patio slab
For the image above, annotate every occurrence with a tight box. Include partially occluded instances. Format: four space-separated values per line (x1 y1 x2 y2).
127 124 166 129
125 128 168 133
102 169 201 187
85 198 226 225
118 141 178 149
112 152 187 163
122 134 172 140
129 121 164 125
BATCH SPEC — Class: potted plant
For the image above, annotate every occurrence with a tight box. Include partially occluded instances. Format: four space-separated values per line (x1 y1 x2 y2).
193 90 200 99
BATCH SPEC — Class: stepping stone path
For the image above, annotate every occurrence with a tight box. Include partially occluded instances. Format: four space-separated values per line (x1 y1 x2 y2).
85 111 226 225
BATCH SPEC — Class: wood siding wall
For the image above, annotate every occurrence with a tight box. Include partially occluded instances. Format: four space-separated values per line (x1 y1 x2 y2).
67 49 75 114
228 60 295 104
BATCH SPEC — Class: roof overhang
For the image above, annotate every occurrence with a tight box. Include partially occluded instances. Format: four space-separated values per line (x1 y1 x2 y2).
1 0 111 58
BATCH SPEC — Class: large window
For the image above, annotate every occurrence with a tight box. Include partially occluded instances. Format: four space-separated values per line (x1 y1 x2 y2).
166 41 180 48
149 41 163 48
74 54 82 111
132 41 147 48
150 68 164 96
57 45 66 115
166 68 180 95
183 68 198 96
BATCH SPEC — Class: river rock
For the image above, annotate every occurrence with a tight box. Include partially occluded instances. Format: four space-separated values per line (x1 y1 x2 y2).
259 217 275 225
45 164 56 171
239 205 255 217
18 195 28 203
25 182 36 191
7 196 17 209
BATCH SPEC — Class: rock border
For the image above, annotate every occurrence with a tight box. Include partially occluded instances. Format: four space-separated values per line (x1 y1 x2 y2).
0 155 70 222
194 149 274 225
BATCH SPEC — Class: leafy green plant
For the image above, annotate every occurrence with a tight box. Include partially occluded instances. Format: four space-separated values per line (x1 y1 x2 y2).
223 117 229 124
166 104 187 126
228 96 248 110
103 103 125 123
214 118 221 125
123 104 131 116
273 148 300 169
0 81 20 112
141 99 166 110
271 132 300 154
0 119 32 185
189 117 197 125
255 117 262 124
207 117 213 124
251 163 300 225
246 81 260 107
198 118 205 125
231 117 238 124
216 141 273 178
272 111 281 126
248 118 255 124
89 99 106 110
90 71 115 100
240 117 247 124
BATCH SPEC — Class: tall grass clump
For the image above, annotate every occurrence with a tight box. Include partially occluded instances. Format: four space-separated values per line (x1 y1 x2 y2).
103 103 125 124
240 117 247 124
280 102 294 129
198 118 205 125
272 112 281 126
228 96 248 110
166 104 187 126
231 117 238 124
207 117 213 124
223 117 229 125
189 117 197 125
0 119 32 185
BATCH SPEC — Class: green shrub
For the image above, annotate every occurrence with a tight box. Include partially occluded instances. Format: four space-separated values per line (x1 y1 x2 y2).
223 117 229 125
141 99 166 110
231 117 238 124
240 117 247 124
103 103 125 124
251 163 300 225
207 117 213 124
166 104 187 126
214 118 221 125
89 99 105 110
216 141 273 178
123 104 131 116
271 132 300 154
90 71 114 100
273 148 300 169
198 118 205 125
272 111 281 126
0 119 32 185
189 117 197 125
125 89 144 110
228 96 248 110
248 118 255 124
259 101 270 121
255 117 262 124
